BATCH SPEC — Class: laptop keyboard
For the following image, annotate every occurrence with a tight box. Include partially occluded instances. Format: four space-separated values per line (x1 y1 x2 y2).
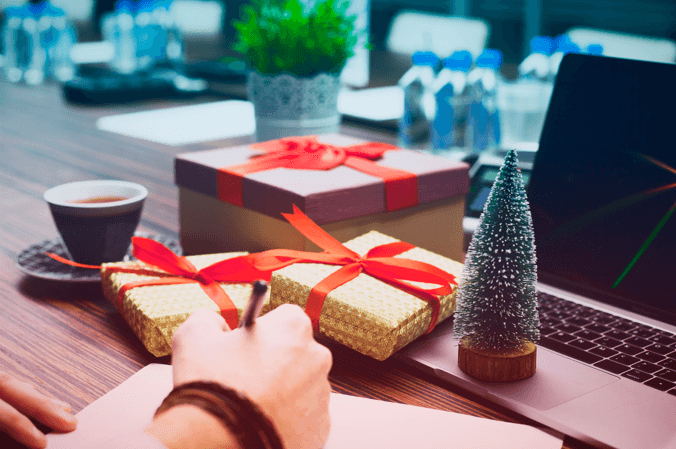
537 292 676 396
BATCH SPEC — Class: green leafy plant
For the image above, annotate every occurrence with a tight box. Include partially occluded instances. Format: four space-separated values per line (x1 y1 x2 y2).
233 0 359 78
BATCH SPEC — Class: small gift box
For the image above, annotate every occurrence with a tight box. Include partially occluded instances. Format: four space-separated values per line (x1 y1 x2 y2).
100 238 272 357
253 206 465 360
175 134 469 261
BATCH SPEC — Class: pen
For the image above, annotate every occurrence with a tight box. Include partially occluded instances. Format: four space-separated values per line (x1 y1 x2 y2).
238 280 268 328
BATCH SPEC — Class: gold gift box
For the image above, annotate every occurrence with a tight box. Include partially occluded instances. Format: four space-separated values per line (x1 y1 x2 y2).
102 252 270 357
269 231 464 360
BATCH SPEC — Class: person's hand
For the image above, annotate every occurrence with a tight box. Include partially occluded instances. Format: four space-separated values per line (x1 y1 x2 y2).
0 372 77 448
170 305 333 449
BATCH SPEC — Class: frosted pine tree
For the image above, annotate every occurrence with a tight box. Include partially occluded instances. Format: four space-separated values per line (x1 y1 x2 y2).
454 149 539 352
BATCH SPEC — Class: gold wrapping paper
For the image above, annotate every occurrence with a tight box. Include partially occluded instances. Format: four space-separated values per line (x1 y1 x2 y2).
269 231 464 360
101 253 271 357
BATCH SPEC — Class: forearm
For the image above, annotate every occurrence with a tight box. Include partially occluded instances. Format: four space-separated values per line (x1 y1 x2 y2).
145 404 242 449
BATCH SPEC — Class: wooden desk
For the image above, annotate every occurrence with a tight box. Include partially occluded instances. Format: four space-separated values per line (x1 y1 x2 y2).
0 81 590 449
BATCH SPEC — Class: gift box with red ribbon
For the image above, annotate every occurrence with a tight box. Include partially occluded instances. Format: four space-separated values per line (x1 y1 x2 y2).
175 134 470 261
100 238 274 357
252 206 465 361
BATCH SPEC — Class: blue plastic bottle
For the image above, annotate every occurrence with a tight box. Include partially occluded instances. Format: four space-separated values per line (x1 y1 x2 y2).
586 44 604 56
549 35 580 79
2 6 30 83
466 49 503 154
111 0 138 74
134 0 158 72
50 8 75 82
23 1 48 85
398 51 439 147
518 36 554 81
430 50 472 151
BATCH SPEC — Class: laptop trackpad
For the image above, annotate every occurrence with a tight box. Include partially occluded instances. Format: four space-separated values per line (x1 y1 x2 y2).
398 323 619 411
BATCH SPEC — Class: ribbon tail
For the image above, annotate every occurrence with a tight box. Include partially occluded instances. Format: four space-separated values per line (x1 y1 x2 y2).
305 264 362 331
45 253 101 269
282 205 360 258
199 281 239 330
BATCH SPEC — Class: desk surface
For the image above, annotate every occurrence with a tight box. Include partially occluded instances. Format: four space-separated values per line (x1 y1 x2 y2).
0 81 589 449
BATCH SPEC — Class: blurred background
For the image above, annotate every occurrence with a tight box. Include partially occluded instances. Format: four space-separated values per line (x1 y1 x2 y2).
1 0 674 64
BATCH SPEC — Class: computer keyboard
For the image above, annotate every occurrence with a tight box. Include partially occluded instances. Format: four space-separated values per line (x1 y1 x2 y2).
537 292 676 395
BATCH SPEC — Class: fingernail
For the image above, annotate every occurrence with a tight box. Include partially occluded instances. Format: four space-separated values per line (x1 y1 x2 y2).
58 409 77 426
52 399 71 411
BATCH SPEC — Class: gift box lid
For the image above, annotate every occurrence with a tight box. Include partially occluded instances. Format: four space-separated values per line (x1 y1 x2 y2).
175 134 470 225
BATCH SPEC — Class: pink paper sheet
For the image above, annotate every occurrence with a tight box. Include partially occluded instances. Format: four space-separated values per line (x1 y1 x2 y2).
47 364 563 448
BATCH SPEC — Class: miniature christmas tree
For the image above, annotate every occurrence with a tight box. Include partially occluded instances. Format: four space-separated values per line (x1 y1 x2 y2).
454 149 539 381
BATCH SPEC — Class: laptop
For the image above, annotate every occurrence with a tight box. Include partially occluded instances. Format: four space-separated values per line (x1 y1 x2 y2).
396 53 676 449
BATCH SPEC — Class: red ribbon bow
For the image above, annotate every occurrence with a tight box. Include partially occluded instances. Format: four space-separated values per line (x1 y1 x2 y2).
251 205 458 333
218 135 419 211
47 237 272 329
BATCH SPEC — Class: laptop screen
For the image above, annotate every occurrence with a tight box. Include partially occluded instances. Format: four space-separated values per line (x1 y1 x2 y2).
527 54 676 326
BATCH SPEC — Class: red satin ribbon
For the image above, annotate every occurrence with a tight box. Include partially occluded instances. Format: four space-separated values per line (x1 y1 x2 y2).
251 205 457 333
46 237 272 329
217 135 419 211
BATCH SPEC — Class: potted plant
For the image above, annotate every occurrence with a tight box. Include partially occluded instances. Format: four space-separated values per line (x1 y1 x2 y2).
233 0 358 141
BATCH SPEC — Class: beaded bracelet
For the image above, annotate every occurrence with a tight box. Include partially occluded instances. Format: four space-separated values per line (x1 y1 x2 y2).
155 381 284 449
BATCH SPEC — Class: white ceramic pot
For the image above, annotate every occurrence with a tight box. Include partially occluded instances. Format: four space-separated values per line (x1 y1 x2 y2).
247 71 342 141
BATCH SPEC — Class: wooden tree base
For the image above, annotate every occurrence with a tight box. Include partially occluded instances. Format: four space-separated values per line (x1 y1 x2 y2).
458 339 537 382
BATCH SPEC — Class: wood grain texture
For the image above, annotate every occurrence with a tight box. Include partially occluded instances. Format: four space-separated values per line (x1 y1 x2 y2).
0 81 591 449
458 340 537 382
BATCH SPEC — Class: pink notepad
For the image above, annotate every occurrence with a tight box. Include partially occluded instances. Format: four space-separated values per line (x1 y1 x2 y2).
47 364 562 448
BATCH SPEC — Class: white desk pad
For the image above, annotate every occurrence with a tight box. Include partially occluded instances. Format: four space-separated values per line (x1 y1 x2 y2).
96 101 256 146
47 364 563 448
337 86 404 122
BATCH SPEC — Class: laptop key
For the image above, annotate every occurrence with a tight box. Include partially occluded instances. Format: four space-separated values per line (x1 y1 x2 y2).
538 336 603 364
654 369 676 382
629 328 655 339
594 336 622 348
586 323 611 334
644 378 675 392
566 317 591 327
540 326 558 336
589 346 619 358
612 319 638 332
632 361 661 374
610 353 640 366
555 323 581 334
547 311 571 321
624 336 651 348
594 359 630 374
576 308 599 318
650 334 676 346
574 329 602 341
659 358 676 370
589 313 617 325
605 330 631 341
615 344 643 356
550 332 576 343
621 369 653 383
636 351 666 364
645 344 675 356
669 389 676 397
569 338 597 351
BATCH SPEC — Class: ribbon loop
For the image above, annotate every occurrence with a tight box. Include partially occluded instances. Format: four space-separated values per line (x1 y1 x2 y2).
217 136 417 211
49 237 272 330
256 206 457 334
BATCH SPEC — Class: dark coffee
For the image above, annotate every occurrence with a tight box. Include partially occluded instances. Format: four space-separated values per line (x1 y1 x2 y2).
70 196 129 204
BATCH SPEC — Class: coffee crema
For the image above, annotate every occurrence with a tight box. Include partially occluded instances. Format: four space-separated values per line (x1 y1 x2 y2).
70 196 129 204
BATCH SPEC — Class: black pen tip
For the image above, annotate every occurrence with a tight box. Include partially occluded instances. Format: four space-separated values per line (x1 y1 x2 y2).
253 280 268 294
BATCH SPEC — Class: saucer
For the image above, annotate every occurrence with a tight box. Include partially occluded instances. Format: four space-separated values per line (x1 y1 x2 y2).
15 232 183 283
